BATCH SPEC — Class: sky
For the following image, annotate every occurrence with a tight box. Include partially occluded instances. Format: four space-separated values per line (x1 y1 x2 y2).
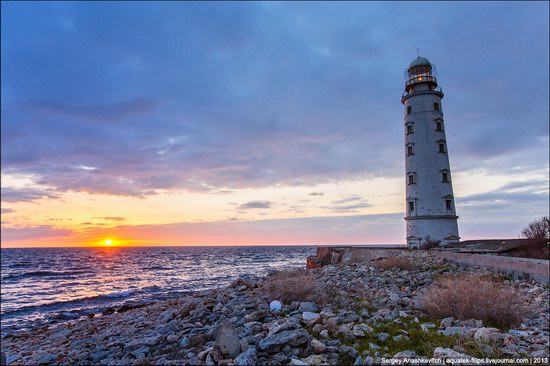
1 1 548 248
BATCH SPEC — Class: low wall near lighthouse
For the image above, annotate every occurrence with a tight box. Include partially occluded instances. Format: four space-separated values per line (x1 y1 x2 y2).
306 245 549 283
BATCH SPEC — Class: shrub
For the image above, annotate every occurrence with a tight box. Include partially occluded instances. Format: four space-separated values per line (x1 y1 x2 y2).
420 236 441 250
373 257 416 270
421 275 532 328
509 239 550 259
521 216 550 239
263 269 318 303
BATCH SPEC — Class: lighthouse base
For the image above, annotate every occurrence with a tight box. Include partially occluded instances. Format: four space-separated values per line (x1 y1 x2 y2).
405 216 459 249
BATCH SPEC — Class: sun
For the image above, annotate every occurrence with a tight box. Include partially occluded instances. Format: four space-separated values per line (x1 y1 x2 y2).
104 239 113 246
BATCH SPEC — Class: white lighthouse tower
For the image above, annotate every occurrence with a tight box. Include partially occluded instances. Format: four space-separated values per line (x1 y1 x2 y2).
401 56 460 248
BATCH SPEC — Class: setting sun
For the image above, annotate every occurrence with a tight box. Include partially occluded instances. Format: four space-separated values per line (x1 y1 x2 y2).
104 239 113 246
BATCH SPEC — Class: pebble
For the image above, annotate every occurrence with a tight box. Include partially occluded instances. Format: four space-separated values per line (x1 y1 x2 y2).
1 253 548 365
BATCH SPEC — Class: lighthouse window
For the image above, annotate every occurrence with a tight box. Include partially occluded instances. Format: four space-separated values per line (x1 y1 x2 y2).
436 121 443 131
434 102 440 111
438 142 446 153
408 201 415 212
406 123 414 134
446 199 452 210
407 106 412 115
408 174 416 185
442 172 449 183
407 145 414 156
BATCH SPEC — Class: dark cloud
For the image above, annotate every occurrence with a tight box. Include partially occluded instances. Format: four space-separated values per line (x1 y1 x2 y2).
0 2 547 199
308 192 324 196
1 225 72 242
93 217 126 221
239 201 273 209
332 195 362 205
1 208 15 214
0 187 58 203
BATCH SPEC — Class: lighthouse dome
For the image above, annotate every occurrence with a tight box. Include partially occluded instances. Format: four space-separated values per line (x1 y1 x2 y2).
409 56 431 68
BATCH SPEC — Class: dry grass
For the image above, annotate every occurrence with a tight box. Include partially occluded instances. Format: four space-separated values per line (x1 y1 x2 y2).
263 269 318 304
262 270 364 308
372 257 417 270
421 275 532 328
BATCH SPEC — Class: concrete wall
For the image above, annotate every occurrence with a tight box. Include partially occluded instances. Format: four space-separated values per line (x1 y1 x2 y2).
307 246 549 284
433 251 550 283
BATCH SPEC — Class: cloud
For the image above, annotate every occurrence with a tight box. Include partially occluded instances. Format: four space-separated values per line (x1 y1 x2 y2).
308 192 324 196
332 195 362 204
0 187 58 203
1 208 15 214
93 216 126 221
239 201 273 209
1 225 73 242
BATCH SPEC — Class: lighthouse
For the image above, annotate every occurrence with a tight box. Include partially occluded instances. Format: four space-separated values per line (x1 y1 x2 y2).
401 56 460 248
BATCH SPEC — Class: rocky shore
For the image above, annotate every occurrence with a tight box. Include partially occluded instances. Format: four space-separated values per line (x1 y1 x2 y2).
2 252 549 365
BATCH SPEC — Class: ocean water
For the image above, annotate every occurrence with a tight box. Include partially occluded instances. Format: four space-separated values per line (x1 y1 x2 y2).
0 246 315 335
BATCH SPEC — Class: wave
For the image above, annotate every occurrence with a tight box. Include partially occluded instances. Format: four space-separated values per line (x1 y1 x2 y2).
1 289 136 316
146 266 173 271
3 270 91 281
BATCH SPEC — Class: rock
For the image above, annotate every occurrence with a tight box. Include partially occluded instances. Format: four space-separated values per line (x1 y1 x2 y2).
37 353 56 365
311 338 327 353
437 326 469 337
299 302 320 312
368 342 380 351
258 329 310 353
433 347 472 358
215 319 241 358
421 323 436 332
319 330 329 339
339 311 360 323
474 327 500 342
302 354 330 365
1 353 5 366
270 301 282 311
394 350 418 358
131 346 150 359
336 324 352 338
509 329 530 338
364 355 375 365
302 312 320 322
354 356 363 365
320 309 336 319
91 350 109 362
102 307 115 315
440 317 454 327
234 347 257 366
530 350 548 358
377 333 390 342
290 359 308 366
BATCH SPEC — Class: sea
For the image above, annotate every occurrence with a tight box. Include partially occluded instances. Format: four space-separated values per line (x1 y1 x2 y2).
0 245 315 336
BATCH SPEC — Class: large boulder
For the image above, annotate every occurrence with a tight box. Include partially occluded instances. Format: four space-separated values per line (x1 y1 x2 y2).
214 319 241 358
234 347 257 366
433 347 472 359
258 329 310 353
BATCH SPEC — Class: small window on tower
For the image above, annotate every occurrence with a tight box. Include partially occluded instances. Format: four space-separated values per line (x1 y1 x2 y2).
434 102 440 111
407 106 412 115
442 172 449 183
406 124 413 134
407 145 414 156
408 174 416 185
408 201 415 212
438 142 446 153
436 121 443 131
446 199 452 210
